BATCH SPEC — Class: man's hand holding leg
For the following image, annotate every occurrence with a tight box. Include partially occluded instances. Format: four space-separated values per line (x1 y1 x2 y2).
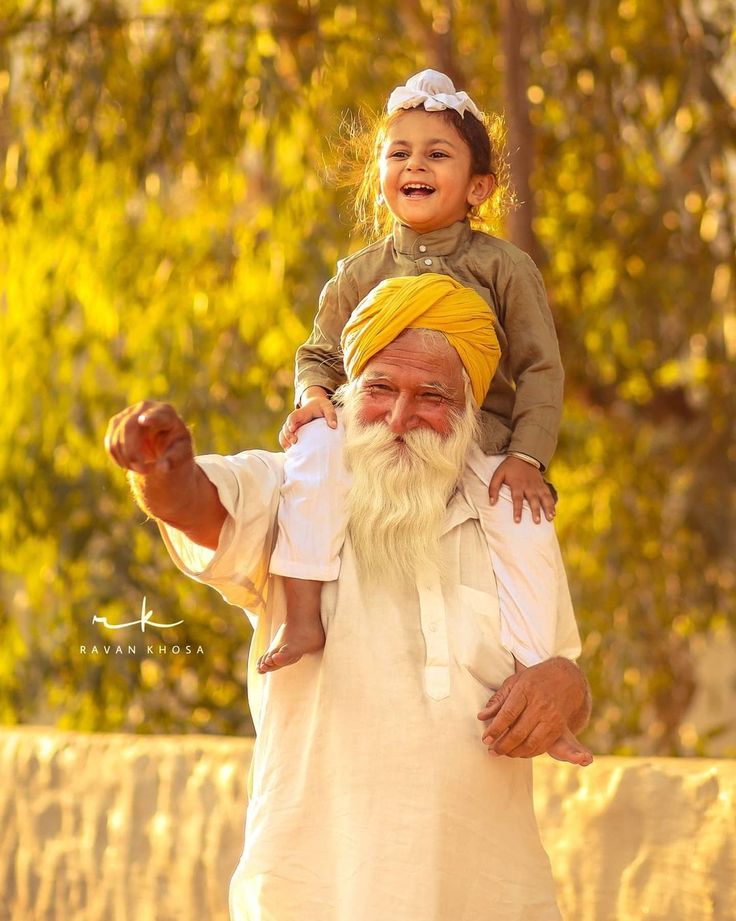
477 657 593 763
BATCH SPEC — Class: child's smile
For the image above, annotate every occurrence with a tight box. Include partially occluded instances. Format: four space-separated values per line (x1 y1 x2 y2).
379 109 491 234
401 182 436 198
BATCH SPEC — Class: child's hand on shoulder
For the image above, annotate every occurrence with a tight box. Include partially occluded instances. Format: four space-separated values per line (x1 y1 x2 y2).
488 456 556 524
279 387 337 449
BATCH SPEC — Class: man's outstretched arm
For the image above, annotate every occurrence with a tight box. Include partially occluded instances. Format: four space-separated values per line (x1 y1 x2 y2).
105 401 226 550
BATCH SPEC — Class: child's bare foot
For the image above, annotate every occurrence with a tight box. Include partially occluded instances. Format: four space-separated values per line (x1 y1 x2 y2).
257 578 325 673
547 727 593 766
256 620 325 673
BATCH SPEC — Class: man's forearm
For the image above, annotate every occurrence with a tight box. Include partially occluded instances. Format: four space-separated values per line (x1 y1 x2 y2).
129 462 226 551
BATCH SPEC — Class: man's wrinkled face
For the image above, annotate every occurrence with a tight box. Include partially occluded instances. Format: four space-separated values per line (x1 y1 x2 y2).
342 331 476 581
354 332 467 439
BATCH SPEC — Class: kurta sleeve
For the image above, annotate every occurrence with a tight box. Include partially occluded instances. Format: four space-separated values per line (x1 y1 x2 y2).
497 255 564 469
158 451 284 622
294 263 361 405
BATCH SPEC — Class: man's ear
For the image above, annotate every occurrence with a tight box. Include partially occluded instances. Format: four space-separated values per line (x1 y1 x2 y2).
467 174 495 207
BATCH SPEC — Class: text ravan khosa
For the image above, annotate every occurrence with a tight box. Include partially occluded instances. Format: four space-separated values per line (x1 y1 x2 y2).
79 644 205 655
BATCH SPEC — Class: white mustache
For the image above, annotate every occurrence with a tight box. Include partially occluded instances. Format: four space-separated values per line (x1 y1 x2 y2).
339 387 478 582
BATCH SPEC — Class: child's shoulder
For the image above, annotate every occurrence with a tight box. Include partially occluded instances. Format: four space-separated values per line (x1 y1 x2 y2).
336 234 394 273
468 228 538 269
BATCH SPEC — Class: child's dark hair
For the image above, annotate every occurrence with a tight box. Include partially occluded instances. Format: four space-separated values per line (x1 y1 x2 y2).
334 105 513 240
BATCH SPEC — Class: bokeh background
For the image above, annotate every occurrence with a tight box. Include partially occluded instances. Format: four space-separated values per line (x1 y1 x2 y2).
1 0 734 755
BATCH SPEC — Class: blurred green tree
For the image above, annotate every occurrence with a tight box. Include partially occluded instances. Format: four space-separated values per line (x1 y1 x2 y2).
0 0 733 753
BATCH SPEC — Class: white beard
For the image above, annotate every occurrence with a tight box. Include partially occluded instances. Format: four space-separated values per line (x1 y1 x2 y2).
340 391 478 584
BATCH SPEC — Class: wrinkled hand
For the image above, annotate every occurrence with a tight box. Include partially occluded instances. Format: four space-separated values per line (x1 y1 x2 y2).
105 400 194 475
488 455 555 524
279 392 337 449
477 658 589 759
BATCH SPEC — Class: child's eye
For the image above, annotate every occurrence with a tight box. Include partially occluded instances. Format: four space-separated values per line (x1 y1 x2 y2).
429 151 449 158
389 150 409 159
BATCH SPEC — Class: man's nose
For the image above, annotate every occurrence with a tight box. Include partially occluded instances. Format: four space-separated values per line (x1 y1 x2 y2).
386 396 416 435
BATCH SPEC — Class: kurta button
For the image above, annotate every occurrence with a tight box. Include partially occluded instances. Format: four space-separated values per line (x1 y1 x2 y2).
424 258 432 266
419 244 427 252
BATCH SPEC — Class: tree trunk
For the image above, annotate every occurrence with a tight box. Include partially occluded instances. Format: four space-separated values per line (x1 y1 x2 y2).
499 0 544 265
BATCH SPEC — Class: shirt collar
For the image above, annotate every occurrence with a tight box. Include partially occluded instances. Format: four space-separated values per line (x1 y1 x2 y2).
442 477 480 536
393 219 473 258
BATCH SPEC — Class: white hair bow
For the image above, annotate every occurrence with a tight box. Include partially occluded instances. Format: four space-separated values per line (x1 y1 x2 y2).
386 69 483 120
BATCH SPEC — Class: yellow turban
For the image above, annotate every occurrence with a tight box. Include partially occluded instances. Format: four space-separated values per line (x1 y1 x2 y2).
341 274 501 406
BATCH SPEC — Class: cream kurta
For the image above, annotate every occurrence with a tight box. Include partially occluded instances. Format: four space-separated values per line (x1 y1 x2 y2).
161 449 580 921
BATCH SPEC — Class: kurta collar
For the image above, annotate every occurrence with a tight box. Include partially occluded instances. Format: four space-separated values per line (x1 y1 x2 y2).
393 220 473 258
442 478 480 537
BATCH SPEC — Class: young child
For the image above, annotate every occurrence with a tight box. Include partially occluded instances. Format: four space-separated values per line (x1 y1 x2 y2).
263 70 589 765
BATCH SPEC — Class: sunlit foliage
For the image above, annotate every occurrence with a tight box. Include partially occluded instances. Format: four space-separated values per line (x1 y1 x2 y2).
1 0 734 753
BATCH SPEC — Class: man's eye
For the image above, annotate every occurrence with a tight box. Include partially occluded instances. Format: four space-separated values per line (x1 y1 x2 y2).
421 392 444 402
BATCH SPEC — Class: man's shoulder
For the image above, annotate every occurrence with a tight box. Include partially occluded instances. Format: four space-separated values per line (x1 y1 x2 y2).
196 450 285 510
198 448 285 473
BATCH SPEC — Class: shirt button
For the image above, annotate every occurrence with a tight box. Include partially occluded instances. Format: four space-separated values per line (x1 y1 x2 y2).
419 244 427 252
424 258 433 266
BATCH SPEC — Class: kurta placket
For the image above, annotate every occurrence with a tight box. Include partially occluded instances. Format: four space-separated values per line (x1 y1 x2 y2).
416 565 451 700
415 487 485 701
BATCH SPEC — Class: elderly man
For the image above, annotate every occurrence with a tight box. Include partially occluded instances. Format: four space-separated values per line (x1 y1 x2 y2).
106 276 591 921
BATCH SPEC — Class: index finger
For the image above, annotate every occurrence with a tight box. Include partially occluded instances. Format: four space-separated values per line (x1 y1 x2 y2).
323 401 338 428
488 469 504 504
481 686 527 743
484 708 538 754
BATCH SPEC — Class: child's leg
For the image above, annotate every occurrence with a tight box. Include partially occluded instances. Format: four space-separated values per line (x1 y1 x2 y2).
257 579 325 673
260 417 351 674
465 450 564 664
513 661 593 766
465 448 590 764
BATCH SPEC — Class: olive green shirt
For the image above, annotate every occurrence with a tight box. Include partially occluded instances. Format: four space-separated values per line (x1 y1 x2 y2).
295 220 563 469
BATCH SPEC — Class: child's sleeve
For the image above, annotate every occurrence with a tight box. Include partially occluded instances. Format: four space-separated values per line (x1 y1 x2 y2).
496 255 564 470
295 264 361 406
269 417 352 581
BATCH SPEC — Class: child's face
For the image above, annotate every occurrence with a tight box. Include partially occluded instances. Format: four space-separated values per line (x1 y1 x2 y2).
379 110 492 234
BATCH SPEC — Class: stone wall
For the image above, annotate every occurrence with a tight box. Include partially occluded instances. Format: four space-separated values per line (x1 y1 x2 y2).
1 728 734 921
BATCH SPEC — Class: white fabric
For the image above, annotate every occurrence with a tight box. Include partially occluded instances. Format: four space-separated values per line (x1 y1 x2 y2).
160 449 574 921
387 68 484 120
270 420 580 667
465 443 582 666
269 419 352 581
